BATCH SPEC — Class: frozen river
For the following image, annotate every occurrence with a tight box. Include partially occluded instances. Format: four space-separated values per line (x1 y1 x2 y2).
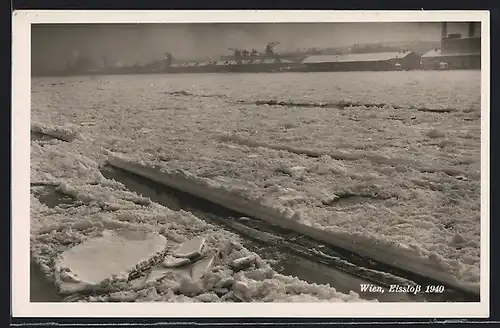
30 70 481 302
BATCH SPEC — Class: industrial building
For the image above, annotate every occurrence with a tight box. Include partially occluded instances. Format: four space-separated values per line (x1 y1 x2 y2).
300 50 421 72
421 22 481 70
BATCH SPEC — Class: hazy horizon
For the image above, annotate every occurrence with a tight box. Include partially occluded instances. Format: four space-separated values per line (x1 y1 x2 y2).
31 22 480 71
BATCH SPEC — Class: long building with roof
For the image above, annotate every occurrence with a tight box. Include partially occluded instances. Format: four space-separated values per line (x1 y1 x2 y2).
300 50 421 72
421 22 481 70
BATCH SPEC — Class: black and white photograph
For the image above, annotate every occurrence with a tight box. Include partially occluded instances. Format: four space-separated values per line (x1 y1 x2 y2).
12 10 489 317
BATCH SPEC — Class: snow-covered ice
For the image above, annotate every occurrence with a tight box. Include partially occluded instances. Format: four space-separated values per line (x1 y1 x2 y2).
174 236 206 258
31 71 481 300
162 256 191 268
54 229 167 293
31 122 81 142
106 155 479 294
231 255 258 271
30 115 366 302
191 254 215 282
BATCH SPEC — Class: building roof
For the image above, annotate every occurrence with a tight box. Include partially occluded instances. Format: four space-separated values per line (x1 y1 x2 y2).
302 51 413 64
422 49 481 58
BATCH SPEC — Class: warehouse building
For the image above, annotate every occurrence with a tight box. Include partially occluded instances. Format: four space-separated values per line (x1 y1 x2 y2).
421 22 481 70
301 50 421 72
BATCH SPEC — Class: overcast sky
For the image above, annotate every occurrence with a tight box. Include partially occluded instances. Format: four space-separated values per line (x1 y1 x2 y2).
31 22 480 70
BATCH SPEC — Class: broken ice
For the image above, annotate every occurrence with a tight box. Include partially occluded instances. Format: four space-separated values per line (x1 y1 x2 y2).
174 236 206 258
54 229 167 293
162 256 191 268
191 254 215 281
230 255 257 271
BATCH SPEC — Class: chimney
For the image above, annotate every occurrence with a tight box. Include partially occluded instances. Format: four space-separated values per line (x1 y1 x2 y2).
441 22 448 51
441 22 448 40
468 22 476 38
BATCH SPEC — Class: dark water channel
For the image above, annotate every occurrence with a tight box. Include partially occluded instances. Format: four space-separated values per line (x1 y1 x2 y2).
29 164 476 302
99 165 472 302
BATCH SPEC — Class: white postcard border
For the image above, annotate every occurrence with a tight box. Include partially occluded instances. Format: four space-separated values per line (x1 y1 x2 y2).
12 10 490 318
